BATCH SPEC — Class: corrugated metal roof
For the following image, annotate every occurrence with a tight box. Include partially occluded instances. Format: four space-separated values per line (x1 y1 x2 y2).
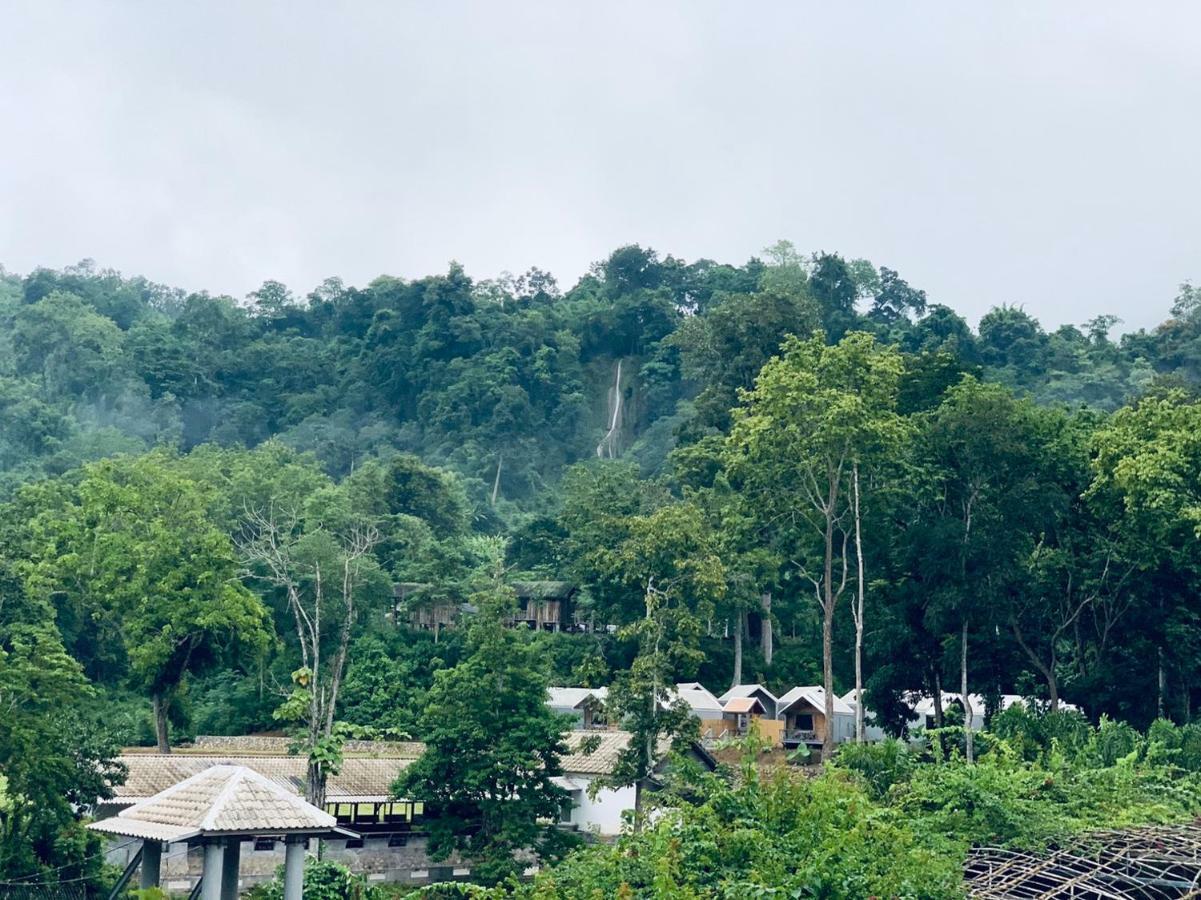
671 683 724 716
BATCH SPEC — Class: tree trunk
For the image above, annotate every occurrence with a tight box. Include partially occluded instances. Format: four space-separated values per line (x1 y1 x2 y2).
1011 619 1058 712
1158 647 1166 720
961 621 974 764
852 463 865 743
821 511 836 762
760 592 773 667
490 453 503 506
732 609 744 688
152 691 171 754
822 603 835 761
306 757 325 807
931 668 941 730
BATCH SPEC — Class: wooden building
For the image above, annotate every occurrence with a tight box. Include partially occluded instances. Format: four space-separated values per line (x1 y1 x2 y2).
395 580 579 635
775 686 855 749
509 581 577 632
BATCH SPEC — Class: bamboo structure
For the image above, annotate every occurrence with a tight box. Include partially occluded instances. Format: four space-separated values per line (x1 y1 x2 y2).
965 822 1201 898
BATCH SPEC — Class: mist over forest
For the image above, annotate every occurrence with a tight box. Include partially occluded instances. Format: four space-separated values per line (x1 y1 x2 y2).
6 243 1201 896
1 244 1191 500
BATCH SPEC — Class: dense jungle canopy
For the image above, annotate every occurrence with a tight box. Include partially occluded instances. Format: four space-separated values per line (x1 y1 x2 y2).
4 243 1201 894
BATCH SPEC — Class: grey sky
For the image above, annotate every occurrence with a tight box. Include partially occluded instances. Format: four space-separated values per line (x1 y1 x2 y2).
1 2 1197 332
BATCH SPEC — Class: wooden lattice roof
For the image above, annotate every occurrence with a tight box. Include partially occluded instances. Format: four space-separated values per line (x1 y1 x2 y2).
965 822 1201 898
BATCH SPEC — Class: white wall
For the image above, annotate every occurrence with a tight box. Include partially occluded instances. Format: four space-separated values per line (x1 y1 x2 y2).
568 777 635 836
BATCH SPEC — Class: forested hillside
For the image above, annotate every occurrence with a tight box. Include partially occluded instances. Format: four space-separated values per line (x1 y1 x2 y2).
4 243 1201 892
3 244 1191 502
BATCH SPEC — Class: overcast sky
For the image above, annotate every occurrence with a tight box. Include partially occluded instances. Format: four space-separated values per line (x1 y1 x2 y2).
1 3 1198 332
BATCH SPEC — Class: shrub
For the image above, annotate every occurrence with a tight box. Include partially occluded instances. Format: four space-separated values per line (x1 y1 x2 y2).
834 739 915 800
243 858 375 900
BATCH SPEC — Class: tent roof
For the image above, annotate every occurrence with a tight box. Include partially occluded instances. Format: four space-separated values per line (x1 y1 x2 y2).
547 687 608 710
719 684 779 705
777 686 854 716
672 683 725 715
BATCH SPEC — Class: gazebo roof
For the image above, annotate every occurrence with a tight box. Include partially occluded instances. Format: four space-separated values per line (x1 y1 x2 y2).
89 764 354 843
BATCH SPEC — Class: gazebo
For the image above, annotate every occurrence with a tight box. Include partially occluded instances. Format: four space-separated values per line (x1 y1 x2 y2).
89 764 356 899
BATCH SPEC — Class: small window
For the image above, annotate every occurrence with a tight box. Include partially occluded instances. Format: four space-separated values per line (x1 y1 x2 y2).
253 838 275 852
558 796 575 825
796 713 814 731
344 837 364 850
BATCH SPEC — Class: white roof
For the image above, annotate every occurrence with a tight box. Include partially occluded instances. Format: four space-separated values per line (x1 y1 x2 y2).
906 692 1079 716
777 686 854 717
547 687 608 710
89 765 347 842
671 683 724 716
719 684 779 705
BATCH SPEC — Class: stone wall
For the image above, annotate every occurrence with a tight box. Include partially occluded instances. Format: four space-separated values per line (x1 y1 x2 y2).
103 834 472 892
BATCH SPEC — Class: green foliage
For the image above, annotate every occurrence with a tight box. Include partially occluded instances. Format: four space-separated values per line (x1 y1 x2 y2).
20 450 271 748
392 555 578 885
245 857 383 900
834 739 916 800
519 759 962 899
0 562 124 887
6 250 1201 888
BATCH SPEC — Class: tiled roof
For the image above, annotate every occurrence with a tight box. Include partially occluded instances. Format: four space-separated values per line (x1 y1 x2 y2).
112 731 633 805
114 755 415 803
560 731 632 775
187 735 425 757
90 765 343 842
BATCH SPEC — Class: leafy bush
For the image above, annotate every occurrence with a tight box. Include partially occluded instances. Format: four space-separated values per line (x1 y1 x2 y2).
834 738 915 799
517 760 962 899
1087 716 1142 767
244 858 377 900
989 705 1092 762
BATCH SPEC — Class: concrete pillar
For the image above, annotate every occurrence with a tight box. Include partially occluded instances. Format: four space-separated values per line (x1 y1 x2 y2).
283 837 305 900
220 837 241 900
139 840 162 890
201 840 225 900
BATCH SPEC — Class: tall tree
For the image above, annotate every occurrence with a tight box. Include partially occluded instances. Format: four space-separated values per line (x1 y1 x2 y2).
916 379 1063 760
1087 391 1201 720
239 502 385 804
392 538 576 885
595 502 725 808
25 452 270 752
726 332 905 759
0 563 124 887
